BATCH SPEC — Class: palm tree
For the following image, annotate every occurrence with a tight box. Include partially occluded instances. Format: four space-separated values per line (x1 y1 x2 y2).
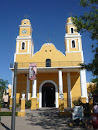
0 79 8 107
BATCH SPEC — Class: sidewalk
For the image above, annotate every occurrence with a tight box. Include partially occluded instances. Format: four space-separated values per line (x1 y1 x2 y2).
0 108 92 130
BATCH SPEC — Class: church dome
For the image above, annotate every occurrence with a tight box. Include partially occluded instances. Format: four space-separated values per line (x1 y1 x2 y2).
67 17 73 23
21 19 31 25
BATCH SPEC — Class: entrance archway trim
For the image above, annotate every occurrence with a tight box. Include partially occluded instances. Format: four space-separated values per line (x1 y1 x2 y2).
39 80 58 108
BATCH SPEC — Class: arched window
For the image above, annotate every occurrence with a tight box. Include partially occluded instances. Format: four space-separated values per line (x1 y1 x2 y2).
21 42 25 50
46 59 51 67
72 40 75 48
71 28 74 33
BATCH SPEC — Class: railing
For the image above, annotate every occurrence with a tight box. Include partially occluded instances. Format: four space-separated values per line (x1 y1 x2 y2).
10 61 81 69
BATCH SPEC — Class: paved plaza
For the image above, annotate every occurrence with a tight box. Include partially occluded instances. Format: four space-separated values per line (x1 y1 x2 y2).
0 108 92 130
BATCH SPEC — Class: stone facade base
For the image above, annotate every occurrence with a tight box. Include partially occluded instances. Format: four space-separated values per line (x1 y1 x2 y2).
60 111 71 117
16 93 20 104
31 98 37 110
81 97 87 103
59 98 64 111
9 98 12 110
21 98 25 111
8 89 11 97
89 99 93 113
17 111 25 116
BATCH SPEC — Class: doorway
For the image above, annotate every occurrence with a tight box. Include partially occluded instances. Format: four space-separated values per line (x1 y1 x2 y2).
42 83 55 107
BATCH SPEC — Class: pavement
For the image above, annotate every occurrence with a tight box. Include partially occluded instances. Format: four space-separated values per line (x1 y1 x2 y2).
0 108 93 130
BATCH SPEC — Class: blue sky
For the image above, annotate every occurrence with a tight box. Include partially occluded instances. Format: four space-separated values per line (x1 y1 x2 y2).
0 0 95 84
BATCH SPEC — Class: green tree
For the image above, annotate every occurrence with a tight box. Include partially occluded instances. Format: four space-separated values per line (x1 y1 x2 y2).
0 79 9 106
72 0 98 95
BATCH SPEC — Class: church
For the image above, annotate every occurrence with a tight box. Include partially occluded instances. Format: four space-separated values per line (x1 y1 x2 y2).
10 17 88 110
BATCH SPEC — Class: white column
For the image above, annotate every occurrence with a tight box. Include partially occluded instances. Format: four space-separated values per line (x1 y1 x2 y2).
39 91 42 108
58 69 63 99
67 73 72 107
80 69 88 101
56 92 58 108
26 74 30 100
32 80 37 98
11 71 14 98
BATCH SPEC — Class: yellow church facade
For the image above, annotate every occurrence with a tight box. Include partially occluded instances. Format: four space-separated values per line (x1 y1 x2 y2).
10 17 88 110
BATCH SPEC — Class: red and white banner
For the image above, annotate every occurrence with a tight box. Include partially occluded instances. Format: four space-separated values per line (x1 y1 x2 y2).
29 63 37 80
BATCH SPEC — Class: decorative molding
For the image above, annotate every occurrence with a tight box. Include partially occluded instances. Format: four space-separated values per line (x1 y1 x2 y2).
19 25 31 27
66 23 73 25
66 51 81 53
16 40 31 42
17 36 32 38
65 33 80 36
10 66 81 70
65 38 80 40
15 53 31 54
65 33 81 38
16 37 32 40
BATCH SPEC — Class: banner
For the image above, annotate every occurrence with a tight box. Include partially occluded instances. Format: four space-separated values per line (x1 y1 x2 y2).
29 63 37 80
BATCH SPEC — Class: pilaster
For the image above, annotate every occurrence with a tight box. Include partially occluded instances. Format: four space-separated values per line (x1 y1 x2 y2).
31 80 37 110
67 73 72 107
58 69 64 111
58 69 63 99
80 69 88 102
26 74 30 100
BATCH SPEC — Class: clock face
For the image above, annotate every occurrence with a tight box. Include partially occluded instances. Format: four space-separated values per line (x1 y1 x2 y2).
22 29 27 34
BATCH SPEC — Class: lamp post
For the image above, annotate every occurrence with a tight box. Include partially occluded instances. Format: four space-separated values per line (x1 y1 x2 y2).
11 62 17 130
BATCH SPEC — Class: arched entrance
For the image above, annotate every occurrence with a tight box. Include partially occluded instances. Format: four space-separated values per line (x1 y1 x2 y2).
42 83 55 107
39 80 58 108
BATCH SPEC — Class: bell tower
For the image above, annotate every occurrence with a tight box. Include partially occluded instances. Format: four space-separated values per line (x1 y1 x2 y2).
14 19 34 62
64 17 83 58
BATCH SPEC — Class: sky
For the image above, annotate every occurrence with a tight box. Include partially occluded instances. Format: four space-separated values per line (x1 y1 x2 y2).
0 0 95 84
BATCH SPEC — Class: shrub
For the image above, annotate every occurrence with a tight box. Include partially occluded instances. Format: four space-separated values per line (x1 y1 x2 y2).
73 98 91 117
0 112 18 116
16 103 20 108
0 99 3 108
25 100 31 109
73 98 83 106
